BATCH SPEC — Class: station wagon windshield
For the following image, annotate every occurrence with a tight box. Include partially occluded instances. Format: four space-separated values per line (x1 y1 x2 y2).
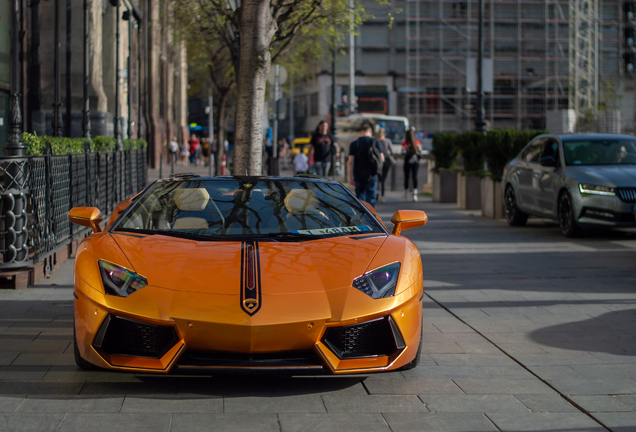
114 179 385 239
563 138 636 166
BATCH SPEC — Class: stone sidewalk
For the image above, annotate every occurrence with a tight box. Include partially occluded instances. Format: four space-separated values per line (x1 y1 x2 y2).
0 190 634 431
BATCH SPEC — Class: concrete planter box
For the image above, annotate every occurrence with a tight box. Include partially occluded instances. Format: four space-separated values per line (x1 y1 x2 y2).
457 173 482 210
433 171 458 203
481 177 504 219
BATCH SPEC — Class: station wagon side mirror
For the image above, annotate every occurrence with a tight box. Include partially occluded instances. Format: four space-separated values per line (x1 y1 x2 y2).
391 210 428 236
68 207 103 233
540 155 558 167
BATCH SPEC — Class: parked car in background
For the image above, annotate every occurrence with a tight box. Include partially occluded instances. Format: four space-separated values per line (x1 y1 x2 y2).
502 134 636 237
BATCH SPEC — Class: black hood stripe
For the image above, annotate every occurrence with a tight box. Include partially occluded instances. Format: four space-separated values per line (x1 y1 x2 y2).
240 241 262 316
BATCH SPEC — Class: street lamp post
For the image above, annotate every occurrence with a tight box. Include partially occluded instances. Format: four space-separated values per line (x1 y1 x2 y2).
331 36 337 139
137 21 143 139
65 0 72 137
474 0 486 132
123 10 134 139
82 0 91 138
114 2 122 150
7 0 25 156
53 0 63 137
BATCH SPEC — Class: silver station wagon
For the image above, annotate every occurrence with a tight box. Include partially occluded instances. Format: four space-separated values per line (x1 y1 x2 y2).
502 134 636 237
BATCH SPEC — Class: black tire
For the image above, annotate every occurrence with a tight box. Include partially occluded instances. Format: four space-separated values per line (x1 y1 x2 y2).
74 324 95 370
505 185 529 226
558 191 583 238
401 326 422 371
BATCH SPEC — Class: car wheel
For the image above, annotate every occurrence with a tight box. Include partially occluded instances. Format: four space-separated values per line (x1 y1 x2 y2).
505 186 528 226
558 191 582 238
401 326 422 371
74 324 95 370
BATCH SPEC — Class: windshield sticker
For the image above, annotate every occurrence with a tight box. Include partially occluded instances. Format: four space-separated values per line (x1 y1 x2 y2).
291 225 372 235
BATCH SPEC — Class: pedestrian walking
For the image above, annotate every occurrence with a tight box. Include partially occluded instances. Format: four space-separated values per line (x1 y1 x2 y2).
347 122 384 207
168 136 179 165
293 151 309 175
201 138 211 167
376 128 395 203
309 121 337 177
402 127 422 202
180 141 189 165
188 134 200 165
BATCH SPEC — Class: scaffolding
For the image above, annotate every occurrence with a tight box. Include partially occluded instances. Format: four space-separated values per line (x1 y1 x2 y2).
405 0 624 133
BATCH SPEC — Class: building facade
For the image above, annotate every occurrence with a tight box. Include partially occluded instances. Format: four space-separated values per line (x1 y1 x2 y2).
293 0 635 135
1 0 187 166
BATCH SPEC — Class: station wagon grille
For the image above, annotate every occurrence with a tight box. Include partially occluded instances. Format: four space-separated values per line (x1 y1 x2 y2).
616 188 636 203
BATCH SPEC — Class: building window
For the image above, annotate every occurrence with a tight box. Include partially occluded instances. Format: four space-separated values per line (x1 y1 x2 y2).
310 93 319 116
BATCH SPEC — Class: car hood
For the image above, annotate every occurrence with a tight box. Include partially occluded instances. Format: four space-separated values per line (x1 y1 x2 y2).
566 165 636 187
109 232 388 295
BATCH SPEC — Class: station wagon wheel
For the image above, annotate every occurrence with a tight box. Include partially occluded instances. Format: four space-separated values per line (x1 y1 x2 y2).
504 186 528 226
558 191 582 238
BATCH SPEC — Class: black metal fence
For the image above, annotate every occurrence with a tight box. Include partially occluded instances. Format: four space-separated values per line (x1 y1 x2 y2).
0 143 147 269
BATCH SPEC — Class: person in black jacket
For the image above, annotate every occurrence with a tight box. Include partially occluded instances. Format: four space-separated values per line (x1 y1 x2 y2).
309 121 337 177
347 123 385 207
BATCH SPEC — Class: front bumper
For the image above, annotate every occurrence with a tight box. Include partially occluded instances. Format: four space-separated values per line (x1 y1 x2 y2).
576 193 636 227
74 277 422 374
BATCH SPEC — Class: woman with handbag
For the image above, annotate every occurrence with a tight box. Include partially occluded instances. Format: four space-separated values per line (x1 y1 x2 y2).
377 128 395 203
402 128 422 202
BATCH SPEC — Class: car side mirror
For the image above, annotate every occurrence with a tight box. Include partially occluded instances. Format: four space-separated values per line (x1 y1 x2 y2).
68 207 103 233
540 155 558 167
391 210 428 236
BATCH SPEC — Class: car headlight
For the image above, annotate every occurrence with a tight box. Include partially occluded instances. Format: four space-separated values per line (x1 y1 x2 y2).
353 263 400 299
578 184 616 196
98 260 148 297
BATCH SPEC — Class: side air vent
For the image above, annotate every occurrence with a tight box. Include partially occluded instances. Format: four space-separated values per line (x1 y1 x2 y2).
322 316 405 359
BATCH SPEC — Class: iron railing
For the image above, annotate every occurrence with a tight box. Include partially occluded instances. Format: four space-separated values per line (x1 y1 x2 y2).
0 143 147 269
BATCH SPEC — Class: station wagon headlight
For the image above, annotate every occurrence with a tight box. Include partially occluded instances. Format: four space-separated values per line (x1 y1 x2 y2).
578 184 616 196
353 263 400 299
99 261 148 297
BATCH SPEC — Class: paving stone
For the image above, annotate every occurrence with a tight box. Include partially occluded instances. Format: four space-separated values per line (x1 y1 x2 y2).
224 394 325 413
402 365 490 379
363 378 463 395
58 413 171 432
430 354 517 367
382 412 498 432
594 411 636 430
481 366 535 379
512 353 605 366
41 366 139 382
0 366 49 381
514 394 579 413
279 413 390 432
617 394 636 409
0 413 66 432
548 379 636 395
0 396 24 413
0 381 84 396
322 394 427 413
11 353 75 366
453 379 555 395
570 396 635 413
17 396 124 413
121 396 221 413
80 379 178 396
497 343 548 354
527 365 585 380
486 412 606 431
0 353 20 366
419 395 528 413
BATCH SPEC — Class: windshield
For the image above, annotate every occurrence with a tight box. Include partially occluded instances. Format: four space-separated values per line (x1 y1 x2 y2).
114 179 385 240
563 138 636 166
376 120 407 144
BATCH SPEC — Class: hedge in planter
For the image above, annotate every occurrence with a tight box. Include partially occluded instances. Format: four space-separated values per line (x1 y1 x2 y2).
483 129 545 181
22 133 147 156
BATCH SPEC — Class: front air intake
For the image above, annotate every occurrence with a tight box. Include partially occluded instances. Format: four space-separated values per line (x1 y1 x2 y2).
322 316 405 359
93 315 178 359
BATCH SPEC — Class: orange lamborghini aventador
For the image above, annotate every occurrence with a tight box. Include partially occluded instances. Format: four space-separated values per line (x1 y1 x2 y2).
68 174 428 374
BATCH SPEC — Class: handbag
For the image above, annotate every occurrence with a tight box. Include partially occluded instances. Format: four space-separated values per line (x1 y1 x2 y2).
408 153 420 165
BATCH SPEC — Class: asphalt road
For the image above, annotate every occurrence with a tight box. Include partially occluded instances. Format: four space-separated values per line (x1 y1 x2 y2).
0 190 635 432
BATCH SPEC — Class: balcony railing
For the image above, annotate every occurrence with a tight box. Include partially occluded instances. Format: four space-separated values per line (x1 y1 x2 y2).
0 142 147 269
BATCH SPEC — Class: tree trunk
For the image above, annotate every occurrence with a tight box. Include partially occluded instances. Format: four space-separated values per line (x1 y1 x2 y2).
215 91 229 175
233 0 277 175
